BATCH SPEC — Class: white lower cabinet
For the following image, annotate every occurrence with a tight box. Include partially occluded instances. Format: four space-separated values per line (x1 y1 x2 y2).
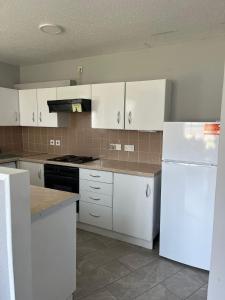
78 168 160 248
113 173 160 242
18 161 44 187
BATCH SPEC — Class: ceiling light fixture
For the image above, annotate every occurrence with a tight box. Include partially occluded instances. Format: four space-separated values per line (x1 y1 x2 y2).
39 23 64 35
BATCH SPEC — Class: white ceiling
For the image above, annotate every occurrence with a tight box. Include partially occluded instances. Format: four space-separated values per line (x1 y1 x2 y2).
0 0 225 65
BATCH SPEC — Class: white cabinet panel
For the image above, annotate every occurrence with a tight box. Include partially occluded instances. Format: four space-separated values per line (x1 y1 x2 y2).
18 161 44 187
0 87 19 126
57 85 91 99
19 89 37 126
80 168 113 183
92 82 125 129
80 190 112 207
37 88 68 127
113 173 155 241
125 79 171 131
80 179 113 196
37 88 57 127
80 202 112 230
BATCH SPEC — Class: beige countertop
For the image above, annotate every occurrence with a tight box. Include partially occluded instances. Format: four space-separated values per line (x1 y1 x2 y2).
0 152 161 177
31 185 78 218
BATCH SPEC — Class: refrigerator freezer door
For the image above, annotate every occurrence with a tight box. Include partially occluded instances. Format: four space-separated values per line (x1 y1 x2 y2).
162 122 219 165
160 161 217 270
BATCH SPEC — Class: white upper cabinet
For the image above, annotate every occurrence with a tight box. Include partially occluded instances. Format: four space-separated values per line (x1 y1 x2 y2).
0 87 19 126
57 85 91 99
19 89 38 126
37 88 68 127
19 88 68 127
91 82 125 129
125 79 171 131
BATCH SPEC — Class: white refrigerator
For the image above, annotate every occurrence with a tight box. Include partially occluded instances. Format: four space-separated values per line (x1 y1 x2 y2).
160 122 220 270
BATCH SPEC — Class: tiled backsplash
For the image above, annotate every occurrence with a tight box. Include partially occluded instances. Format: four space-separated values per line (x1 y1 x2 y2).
0 127 23 153
22 114 163 165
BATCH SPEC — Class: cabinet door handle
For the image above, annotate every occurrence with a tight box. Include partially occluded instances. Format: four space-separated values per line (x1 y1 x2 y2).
89 213 100 218
39 112 42 122
89 174 100 178
38 170 42 180
15 112 18 122
128 111 132 124
89 197 101 201
117 111 121 124
89 186 101 190
32 112 35 122
146 184 151 198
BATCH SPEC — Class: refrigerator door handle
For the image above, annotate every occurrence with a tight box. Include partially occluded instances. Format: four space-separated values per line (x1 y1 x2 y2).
163 160 216 167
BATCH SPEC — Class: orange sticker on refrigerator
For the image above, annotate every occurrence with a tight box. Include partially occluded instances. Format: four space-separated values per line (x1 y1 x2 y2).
204 123 220 135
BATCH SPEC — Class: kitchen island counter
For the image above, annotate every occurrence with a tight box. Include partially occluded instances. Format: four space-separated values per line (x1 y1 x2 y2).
31 185 78 219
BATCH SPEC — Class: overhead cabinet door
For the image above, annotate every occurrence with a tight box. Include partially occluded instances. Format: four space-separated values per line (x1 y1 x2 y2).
19 89 37 126
125 79 171 131
92 82 125 129
37 88 58 127
0 87 19 126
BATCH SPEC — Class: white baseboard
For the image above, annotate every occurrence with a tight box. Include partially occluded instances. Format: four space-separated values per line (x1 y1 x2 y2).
77 222 153 250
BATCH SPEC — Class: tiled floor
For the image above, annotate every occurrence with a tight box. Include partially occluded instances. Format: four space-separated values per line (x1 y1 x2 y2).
75 229 208 300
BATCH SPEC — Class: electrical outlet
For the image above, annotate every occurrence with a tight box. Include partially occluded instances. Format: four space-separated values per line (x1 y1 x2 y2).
124 144 135 152
56 140 61 146
50 139 55 146
109 144 122 150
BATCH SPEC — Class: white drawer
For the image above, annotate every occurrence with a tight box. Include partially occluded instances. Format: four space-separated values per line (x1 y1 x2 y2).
80 168 113 183
80 190 112 207
80 179 113 196
79 202 112 230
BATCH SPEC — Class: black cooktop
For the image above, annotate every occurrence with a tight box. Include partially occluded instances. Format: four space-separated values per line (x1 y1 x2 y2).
48 155 98 164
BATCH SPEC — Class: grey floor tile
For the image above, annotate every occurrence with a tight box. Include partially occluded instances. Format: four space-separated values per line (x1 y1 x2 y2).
187 285 208 300
136 283 181 300
162 268 207 299
81 288 117 300
77 237 108 258
76 259 131 299
107 258 181 300
76 229 208 300
77 228 99 243
119 251 157 270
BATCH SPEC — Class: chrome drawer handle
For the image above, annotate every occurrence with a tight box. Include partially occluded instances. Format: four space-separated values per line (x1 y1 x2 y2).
90 186 101 190
39 112 42 122
32 112 35 122
90 174 101 178
89 213 100 218
89 197 101 201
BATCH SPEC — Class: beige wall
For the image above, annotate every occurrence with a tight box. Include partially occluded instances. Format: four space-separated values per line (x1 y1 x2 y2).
20 39 225 121
0 61 19 88
208 66 225 300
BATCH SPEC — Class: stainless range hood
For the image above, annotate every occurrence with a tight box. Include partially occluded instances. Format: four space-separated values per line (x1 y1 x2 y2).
47 99 91 113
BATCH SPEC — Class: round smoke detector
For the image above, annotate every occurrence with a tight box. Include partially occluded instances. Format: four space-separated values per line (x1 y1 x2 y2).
39 23 64 35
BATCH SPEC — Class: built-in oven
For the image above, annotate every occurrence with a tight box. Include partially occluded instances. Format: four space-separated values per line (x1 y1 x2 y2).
44 164 79 213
